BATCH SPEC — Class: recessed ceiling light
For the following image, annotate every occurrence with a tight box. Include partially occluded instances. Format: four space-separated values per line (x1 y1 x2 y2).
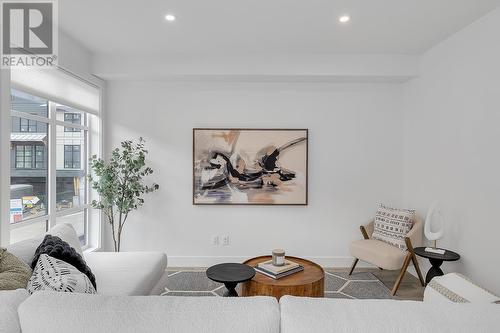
165 14 176 22
339 15 350 23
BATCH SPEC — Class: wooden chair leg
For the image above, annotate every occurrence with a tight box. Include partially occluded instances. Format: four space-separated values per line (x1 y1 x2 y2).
411 254 425 286
391 253 411 296
405 237 425 287
349 258 359 276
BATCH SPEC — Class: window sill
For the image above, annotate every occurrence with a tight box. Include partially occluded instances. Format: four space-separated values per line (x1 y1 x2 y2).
83 245 100 254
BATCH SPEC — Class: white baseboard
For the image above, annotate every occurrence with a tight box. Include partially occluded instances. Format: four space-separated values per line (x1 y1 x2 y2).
167 256 378 268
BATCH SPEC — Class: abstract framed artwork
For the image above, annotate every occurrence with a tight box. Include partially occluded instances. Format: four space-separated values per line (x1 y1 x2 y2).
193 128 308 205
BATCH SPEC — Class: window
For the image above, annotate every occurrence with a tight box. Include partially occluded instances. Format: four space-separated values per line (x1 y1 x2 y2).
15 145 45 169
64 113 81 132
35 146 44 169
64 145 81 169
10 89 48 117
19 118 37 132
5 70 102 250
8 88 100 247
15 145 31 169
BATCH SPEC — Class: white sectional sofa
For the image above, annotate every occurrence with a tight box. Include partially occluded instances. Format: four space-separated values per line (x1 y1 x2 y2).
18 292 280 333
83 251 167 296
279 296 499 333
9 293 500 333
5 224 168 296
2 225 499 333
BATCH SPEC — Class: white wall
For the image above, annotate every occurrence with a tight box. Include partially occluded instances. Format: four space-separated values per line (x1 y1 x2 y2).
402 7 500 294
105 81 404 266
58 30 94 76
94 54 419 82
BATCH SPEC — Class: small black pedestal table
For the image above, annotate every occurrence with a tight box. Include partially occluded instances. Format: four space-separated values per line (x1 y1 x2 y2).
206 263 255 297
413 247 460 284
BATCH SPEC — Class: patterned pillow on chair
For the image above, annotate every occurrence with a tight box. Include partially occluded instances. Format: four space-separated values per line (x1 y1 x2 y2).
372 204 415 250
27 254 96 294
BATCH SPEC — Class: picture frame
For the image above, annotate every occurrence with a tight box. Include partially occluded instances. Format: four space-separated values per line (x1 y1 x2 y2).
193 128 308 206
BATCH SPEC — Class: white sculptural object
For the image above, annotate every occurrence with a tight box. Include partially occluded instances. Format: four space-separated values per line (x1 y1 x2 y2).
424 201 445 250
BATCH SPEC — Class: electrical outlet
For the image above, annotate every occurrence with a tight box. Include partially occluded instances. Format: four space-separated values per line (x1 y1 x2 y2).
222 235 230 246
212 235 219 246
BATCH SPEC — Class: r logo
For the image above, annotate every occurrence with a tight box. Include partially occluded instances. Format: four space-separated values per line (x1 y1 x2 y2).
2 2 53 54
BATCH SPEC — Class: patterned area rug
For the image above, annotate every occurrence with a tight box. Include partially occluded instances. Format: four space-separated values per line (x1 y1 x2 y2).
161 269 393 299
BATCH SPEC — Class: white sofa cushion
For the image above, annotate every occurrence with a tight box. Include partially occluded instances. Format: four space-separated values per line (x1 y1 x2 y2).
84 251 167 295
46 223 84 258
6 238 42 266
280 296 500 333
424 273 500 304
18 292 280 333
7 223 83 265
0 289 29 333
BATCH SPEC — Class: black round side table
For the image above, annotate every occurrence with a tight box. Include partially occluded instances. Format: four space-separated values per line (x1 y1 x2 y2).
206 263 255 297
413 247 460 284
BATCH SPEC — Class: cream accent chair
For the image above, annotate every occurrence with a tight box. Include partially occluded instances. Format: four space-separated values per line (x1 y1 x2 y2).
349 215 425 295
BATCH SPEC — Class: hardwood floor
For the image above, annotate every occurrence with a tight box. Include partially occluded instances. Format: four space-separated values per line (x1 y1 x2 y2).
326 267 425 301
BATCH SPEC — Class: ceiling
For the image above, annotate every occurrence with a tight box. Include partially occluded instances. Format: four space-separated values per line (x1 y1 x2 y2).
59 0 500 57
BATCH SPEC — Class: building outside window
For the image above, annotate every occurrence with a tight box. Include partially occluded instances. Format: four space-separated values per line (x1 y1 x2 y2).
35 146 44 169
15 145 45 169
20 118 37 132
15 145 31 169
64 145 81 169
8 87 99 247
64 113 81 132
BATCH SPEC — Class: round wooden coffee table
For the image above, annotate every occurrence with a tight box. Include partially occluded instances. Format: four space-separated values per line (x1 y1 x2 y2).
241 256 324 300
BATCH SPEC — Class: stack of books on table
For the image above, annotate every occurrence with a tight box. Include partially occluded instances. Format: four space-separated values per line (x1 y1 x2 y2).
255 259 304 279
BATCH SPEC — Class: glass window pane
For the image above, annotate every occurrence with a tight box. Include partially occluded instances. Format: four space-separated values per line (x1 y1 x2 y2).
57 126 87 212
34 146 44 169
57 104 86 133
9 89 97 246
11 116 48 222
10 220 47 244
11 89 48 118
57 210 86 246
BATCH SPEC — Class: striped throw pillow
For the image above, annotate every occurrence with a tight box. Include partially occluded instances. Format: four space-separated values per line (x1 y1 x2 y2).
27 254 96 294
372 204 415 250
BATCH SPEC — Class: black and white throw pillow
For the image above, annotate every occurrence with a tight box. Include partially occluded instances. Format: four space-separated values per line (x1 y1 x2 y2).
31 234 97 290
372 204 415 250
27 254 97 294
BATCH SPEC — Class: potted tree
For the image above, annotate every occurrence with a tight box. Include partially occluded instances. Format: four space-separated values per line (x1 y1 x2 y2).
89 138 159 252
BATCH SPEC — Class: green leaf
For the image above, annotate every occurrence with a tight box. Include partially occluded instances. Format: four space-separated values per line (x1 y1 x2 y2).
88 137 159 250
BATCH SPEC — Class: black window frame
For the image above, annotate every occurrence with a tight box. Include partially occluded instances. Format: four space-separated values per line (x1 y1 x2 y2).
15 144 45 169
19 118 37 132
64 145 81 169
35 145 45 169
64 113 82 132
